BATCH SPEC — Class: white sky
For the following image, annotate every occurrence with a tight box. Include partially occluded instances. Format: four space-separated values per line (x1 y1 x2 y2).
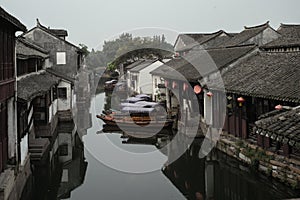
2 0 300 50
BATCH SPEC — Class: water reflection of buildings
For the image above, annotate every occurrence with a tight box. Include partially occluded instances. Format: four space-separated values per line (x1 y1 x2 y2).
74 68 94 138
118 130 299 200
33 132 87 199
57 133 88 199
161 139 299 200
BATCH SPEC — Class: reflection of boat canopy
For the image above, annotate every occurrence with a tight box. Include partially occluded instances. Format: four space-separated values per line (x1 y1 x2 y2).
135 94 151 100
105 79 117 84
121 107 156 114
115 82 124 86
124 97 144 103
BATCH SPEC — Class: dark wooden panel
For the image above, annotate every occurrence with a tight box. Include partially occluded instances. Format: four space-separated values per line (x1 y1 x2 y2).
235 116 240 137
223 114 228 131
241 119 248 139
0 80 15 102
0 142 3 172
229 115 235 136
264 137 270 149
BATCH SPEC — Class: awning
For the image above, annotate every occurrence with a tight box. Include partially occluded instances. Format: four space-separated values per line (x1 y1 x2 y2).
18 72 60 101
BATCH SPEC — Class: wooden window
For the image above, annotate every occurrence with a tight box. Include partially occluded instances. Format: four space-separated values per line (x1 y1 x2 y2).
77 54 81 70
27 59 36 73
59 144 68 156
53 86 57 100
33 96 48 124
56 52 66 65
34 112 45 121
0 28 15 81
58 87 67 99
17 102 28 138
37 59 43 71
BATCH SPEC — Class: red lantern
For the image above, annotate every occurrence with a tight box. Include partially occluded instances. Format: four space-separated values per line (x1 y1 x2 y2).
206 91 213 97
237 97 245 106
164 80 168 88
183 82 189 91
194 85 202 94
172 81 177 89
275 104 283 110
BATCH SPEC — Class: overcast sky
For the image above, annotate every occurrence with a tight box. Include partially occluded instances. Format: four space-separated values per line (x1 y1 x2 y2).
2 0 300 50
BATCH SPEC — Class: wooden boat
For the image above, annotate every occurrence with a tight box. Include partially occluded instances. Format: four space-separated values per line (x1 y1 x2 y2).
96 107 173 130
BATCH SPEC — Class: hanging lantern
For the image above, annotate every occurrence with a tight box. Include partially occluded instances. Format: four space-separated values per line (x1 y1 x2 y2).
275 104 283 110
194 85 202 94
237 97 245 107
183 82 189 91
206 91 213 97
172 81 177 89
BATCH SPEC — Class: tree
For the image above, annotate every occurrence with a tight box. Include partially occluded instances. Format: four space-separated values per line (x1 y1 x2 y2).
79 43 89 57
85 33 174 69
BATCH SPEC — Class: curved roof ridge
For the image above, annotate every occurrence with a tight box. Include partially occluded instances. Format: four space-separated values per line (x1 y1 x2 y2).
280 23 300 27
244 21 270 29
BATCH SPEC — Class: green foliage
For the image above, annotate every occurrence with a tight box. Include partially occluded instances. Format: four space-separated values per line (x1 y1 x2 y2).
107 62 116 72
79 43 89 57
236 140 245 148
85 33 174 69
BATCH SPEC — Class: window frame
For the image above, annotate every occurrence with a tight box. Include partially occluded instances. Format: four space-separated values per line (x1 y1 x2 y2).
56 52 66 65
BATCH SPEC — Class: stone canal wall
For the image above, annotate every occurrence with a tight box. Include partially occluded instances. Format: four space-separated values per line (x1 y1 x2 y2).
216 133 300 189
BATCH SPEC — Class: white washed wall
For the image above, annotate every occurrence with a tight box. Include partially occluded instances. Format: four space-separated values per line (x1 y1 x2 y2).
20 134 28 166
58 81 72 111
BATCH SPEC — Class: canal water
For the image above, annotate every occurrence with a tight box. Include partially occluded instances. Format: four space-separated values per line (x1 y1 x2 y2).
33 92 300 200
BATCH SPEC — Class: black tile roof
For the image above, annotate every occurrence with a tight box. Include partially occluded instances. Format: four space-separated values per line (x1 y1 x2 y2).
262 37 300 49
175 30 232 51
255 107 300 147
17 72 60 101
210 51 300 103
124 60 146 70
221 21 271 47
277 23 300 38
46 68 75 83
151 45 257 81
24 19 81 52
16 37 49 59
129 60 157 72
262 24 300 49
0 6 26 31
48 29 68 37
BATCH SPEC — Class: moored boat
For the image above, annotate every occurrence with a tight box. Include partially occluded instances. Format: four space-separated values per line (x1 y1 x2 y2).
96 106 173 130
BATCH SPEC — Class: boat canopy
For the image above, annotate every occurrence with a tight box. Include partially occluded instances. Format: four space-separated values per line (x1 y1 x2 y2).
120 101 159 108
120 102 143 108
135 101 159 107
121 107 155 114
